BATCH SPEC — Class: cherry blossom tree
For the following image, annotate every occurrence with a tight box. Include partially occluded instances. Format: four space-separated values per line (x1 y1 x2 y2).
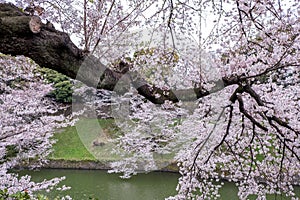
0 54 75 198
0 0 299 199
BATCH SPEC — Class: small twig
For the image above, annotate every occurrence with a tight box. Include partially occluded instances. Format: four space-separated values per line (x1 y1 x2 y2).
237 96 268 131
204 105 233 164
92 0 116 53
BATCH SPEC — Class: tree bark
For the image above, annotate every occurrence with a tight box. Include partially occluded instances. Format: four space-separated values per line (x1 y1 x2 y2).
0 3 238 104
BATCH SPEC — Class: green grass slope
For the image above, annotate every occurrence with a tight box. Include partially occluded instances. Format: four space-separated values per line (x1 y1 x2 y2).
50 118 119 161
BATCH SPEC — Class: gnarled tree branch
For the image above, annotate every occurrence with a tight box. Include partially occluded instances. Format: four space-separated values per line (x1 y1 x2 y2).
0 3 240 104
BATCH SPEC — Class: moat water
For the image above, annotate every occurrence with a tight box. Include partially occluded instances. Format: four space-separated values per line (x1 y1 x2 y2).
18 169 300 200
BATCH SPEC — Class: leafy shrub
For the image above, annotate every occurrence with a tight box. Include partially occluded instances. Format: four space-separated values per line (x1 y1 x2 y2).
49 81 73 103
4 145 19 160
0 189 58 200
0 189 30 200
35 68 73 103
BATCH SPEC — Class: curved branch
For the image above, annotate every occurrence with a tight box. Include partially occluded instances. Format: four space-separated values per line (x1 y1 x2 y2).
0 3 243 104
1 3 297 106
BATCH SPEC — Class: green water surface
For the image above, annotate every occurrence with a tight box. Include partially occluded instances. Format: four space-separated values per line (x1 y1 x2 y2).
18 169 299 200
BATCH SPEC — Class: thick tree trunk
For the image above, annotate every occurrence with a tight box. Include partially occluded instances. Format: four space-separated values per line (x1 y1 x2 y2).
0 3 117 88
0 3 238 104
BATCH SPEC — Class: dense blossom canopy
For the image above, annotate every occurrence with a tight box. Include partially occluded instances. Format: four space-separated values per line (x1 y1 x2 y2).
0 55 76 197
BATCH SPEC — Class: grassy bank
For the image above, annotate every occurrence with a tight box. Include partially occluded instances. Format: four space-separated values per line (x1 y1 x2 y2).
49 118 178 171
49 118 119 161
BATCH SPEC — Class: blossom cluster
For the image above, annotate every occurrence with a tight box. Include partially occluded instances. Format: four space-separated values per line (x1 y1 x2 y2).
0 55 74 197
